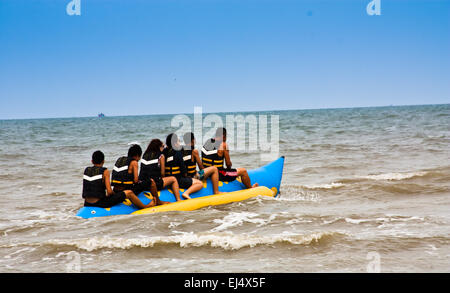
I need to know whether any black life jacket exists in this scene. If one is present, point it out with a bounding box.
[82,166,106,199]
[164,148,181,176]
[111,156,134,188]
[139,151,162,180]
[182,146,197,177]
[201,138,224,170]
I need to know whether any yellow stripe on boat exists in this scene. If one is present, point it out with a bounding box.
[132,186,275,215]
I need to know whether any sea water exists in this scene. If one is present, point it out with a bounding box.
[0,104,449,272]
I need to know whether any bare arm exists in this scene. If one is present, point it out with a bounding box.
[130,161,139,183]
[160,154,166,177]
[103,169,114,196]
[218,142,232,169]
[193,149,204,170]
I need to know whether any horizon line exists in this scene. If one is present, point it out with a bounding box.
[1,103,449,121]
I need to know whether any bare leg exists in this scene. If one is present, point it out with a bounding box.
[124,190,155,209]
[147,179,164,205]
[202,166,221,194]
[163,176,181,201]
[182,178,203,199]
[149,179,170,205]
[236,168,258,189]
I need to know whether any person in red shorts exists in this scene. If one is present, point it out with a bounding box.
[201,127,258,189]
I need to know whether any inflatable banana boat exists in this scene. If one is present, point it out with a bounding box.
[76,156,284,219]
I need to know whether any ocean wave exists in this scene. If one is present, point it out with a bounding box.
[301,182,346,190]
[353,231,450,245]
[0,209,78,236]
[41,231,344,251]
[284,169,448,197]
[344,215,425,225]
[319,214,443,227]
[275,185,321,202]
[210,212,275,232]
[2,247,37,260]
[358,171,429,181]
[338,165,450,184]
[373,183,450,195]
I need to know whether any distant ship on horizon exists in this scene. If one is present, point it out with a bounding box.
[98,113,105,118]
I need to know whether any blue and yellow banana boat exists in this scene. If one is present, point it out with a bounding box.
[76,156,284,219]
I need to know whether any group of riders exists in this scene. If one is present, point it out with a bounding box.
[82,127,259,209]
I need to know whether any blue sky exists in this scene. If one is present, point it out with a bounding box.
[0,0,449,119]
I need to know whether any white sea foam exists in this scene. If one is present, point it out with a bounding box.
[210,212,269,232]
[302,182,345,189]
[285,218,313,225]
[359,171,429,181]
[3,247,36,259]
[344,218,372,224]
[344,215,425,226]
[44,231,341,251]
[168,219,195,229]
[275,185,321,202]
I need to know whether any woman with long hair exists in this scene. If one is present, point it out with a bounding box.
[164,133,203,199]
[139,138,182,201]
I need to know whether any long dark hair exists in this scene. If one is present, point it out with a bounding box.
[183,132,195,146]
[145,139,163,155]
[166,133,181,150]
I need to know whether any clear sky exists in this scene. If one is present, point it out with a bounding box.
[0,0,449,119]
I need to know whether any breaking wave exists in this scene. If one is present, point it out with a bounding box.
[301,182,346,190]
[358,171,430,181]
[41,231,344,251]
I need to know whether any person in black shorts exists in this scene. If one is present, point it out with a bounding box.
[140,138,182,201]
[201,127,258,189]
[82,150,157,209]
[113,144,169,206]
[182,132,221,194]
[164,133,203,199]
